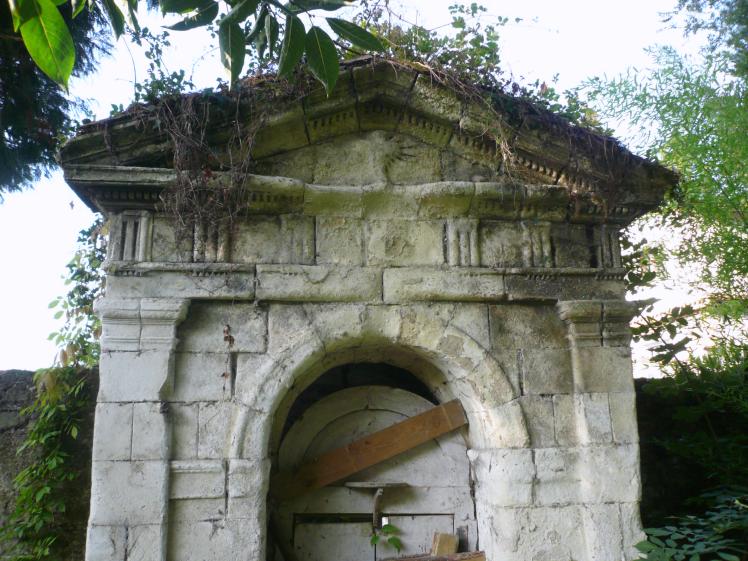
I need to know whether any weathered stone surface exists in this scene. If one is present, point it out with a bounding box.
[534,447,581,506]
[257,265,383,302]
[92,402,133,461]
[178,302,267,354]
[170,403,198,460]
[468,449,535,507]
[575,393,613,444]
[170,460,225,499]
[232,215,314,265]
[489,304,567,350]
[315,216,364,265]
[522,395,557,448]
[384,267,505,302]
[172,352,232,402]
[131,402,169,460]
[365,219,444,266]
[62,60,667,561]
[89,460,168,525]
[98,350,173,402]
[610,391,640,443]
[573,347,635,393]
[197,401,232,459]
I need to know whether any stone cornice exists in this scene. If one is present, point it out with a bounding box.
[60,59,675,222]
[64,165,652,225]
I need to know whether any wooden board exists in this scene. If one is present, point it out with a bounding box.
[380,552,486,561]
[272,399,467,500]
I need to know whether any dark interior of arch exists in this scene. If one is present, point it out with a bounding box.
[281,362,438,439]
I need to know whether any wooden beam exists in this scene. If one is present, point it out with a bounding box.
[272,399,467,501]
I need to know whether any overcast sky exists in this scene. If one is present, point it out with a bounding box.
[0,0,694,372]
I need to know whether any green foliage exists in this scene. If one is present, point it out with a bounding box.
[47,217,106,367]
[0,0,108,195]
[5,0,385,93]
[0,367,90,561]
[637,487,748,561]
[370,523,402,553]
[0,218,105,560]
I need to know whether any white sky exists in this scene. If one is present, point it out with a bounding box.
[0,0,696,372]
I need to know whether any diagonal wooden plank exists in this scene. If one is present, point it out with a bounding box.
[271,399,467,501]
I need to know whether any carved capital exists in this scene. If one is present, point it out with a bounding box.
[95,297,190,352]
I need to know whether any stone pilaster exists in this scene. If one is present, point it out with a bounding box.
[87,297,189,561]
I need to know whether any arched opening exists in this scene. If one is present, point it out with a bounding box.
[268,362,476,561]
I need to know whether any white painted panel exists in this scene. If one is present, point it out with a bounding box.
[374,515,454,559]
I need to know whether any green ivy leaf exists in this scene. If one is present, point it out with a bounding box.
[386,536,402,552]
[19,0,75,88]
[304,26,338,95]
[70,0,86,18]
[166,0,218,30]
[8,0,37,31]
[264,11,279,58]
[289,0,349,13]
[277,14,305,77]
[326,17,384,52]
[160,0,207,14]
[717,554,740,561]
[220,0,259,26]
[219,21,245,85]
[100,0,125,37]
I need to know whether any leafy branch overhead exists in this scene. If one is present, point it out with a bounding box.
[6,0,385,92]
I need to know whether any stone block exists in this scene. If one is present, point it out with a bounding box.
[362,304,403,341]
[150,215,191,263]
[170,403,198,460]
[449,304,490,349]
[387,140,443,185]
[479,221,526,267]
[365,219,444,266]
[168,519,262,561]
[463,401,530,449]
[573,347,634,393]
[384,267,505,302]
[131,402,169,460]
[580,444,641,503]
[361,182,420,218]
[581,503,624,561]
[126,524,164,561]
[522,395,556,448]
[534,447,581,506]
[505,274,625,302]
[489,304,568,350]
[198,401,232,459]
[610,391,639,443]
[468,448,534,507]
[551,223,592,268]
[170,497,225,522]
[521,348,573,395]
[305,304,366,350]
[178,302,267,353]
[170,460,225,499]
[415,182,475,218]
[315,216,364,265]
[257,265,383,302]
[552,394,577,447]
[519,505,586,561]
[92,402,133,461]
[488,348,522,396]
[574,393,613,444]
[620,502,646,560]
[304,184,362,217]
[106,271,256,300]
[228,458,271,519]
[86,525,126,561]
[89,460,168,525]
[233,215,314,265]
[98,350,173,402]
[172,352,231,402]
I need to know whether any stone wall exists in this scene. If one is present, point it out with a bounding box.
[0,369,97,561]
